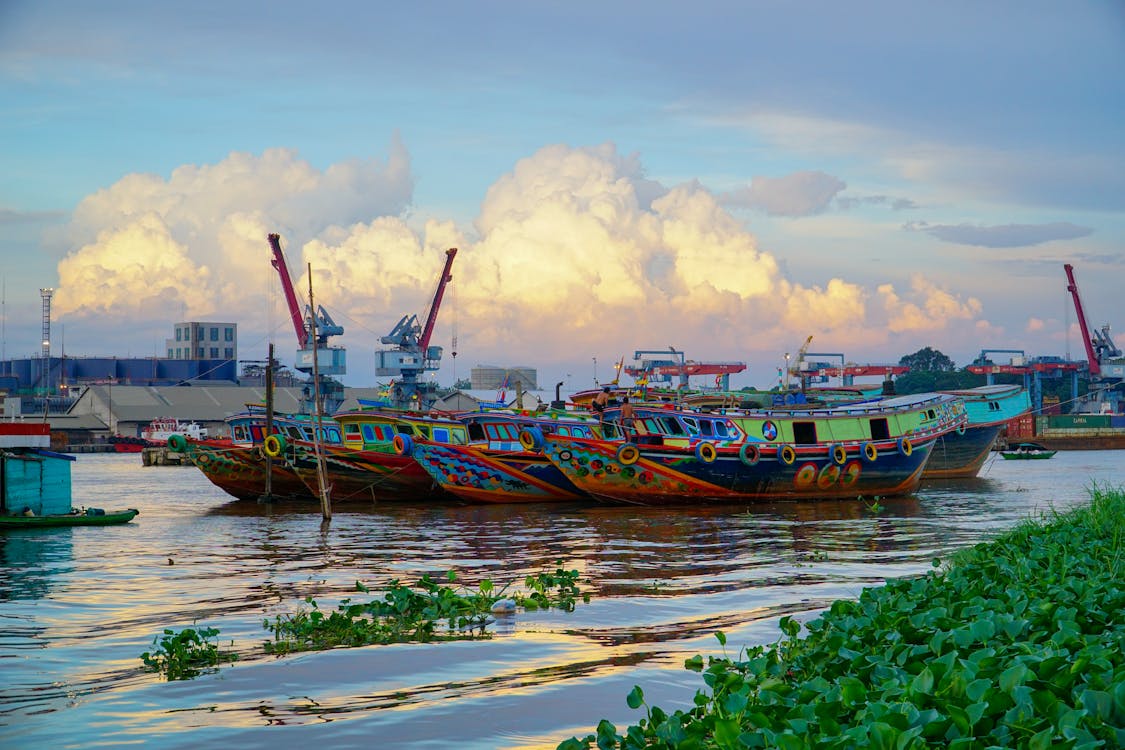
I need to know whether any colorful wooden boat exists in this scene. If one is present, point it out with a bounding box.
[407,410,598,503]
[999,442,1057,460]
[923,384,1031,478]
[524,393,967,505]
[174,408,332,501]
[274,408,466,501]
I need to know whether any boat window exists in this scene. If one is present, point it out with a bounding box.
[714,422,731,439]
[682,417,699,434]
[233,425,248,442]
[697,420,714,437]
[557,426,571,436]
[486,424,500,440]
[343,424,361,439]
[792,421,818,445]
[658,417,686,436]
[927,409,936,420]
[432,427,450,443]
[361,425,377,443]
[286,425,304,439]
[602,423,621,439]
[452,428,468,445]
[396,425,416,436]
[468,423,486,441]
[869,417,890,440]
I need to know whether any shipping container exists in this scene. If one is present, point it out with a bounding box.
[1048,414,1112,429]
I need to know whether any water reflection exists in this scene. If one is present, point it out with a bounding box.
[0,451,1120,748]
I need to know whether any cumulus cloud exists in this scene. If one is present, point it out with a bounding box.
[53,138,413,320]
[877,277,982,333]
[904,221,1092,248]
[720,170,846,217]
[52,141,990,381]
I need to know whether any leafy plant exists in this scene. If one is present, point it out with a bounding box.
[264,564,589,654]
[141,626,237,680]
[559,485,1125,749]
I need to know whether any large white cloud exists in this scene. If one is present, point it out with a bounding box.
[52,141,987,381]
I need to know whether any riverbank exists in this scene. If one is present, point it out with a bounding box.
[561,484,1125,749]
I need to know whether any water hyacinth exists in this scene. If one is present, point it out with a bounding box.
[560,485,1125,749]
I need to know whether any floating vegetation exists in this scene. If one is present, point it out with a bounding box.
[264,564,588,655]
[140,626,237,681]
[560,485,1125,749]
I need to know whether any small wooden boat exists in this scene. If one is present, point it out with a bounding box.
[0,508,139,528]
[999,442,1057,460]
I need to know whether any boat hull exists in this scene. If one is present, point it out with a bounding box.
[180,440,312,502]
[538,435,934,506]
[412,442,587,503]
[285,442,443,502]
[922,423,1004,479]
[0,508,139,528]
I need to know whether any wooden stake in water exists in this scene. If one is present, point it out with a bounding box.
[308,263,332,521]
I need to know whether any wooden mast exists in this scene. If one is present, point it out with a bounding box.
[308,264,332,520]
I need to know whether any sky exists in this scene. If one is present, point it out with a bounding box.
[2,0,1123,393]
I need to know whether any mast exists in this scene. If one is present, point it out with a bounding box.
[260,342,275,503]
[308,264,332,521]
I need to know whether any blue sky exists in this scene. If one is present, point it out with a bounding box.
[2,1,1123,391]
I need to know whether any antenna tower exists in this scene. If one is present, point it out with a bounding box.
[40,288,54,397]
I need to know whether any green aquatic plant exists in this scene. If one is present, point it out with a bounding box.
[265,564,589,654]
[560,485,1125,749]
[140,626,237,681]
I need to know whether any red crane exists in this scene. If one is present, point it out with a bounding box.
[1065,263,1100,377]
[268,233,309,349]
[419,248,458,354]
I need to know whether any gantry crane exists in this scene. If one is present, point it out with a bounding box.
[375,248,458,409]
[624,346,747,389]
[268,233,346,414]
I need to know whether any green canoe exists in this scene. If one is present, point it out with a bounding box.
[0,508,140,528]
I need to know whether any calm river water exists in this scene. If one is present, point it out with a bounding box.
[1,451,1122,749]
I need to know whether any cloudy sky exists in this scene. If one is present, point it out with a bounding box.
[2,1,1123,391]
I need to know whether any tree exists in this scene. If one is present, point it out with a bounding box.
[899,347,956,372]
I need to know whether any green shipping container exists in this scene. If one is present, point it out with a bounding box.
[1048,414,1112,429]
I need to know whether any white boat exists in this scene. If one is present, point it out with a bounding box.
[142,418,208,446]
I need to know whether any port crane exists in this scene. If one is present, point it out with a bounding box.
[375,248,458,409]
[1064,263,1124,413]
[624,347,746,389]
[268,233,346,414]
[966,348,1082,414]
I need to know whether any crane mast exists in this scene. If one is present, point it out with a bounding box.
[375,247,458,410]
[266,233,346,414]
[1064,264,1100,377]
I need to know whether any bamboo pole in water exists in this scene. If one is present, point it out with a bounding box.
[308,264,332,521]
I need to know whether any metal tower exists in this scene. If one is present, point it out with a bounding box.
[40,288,54,396]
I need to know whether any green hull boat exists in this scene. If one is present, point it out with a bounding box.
[0,508,140,528]
[999,442,1056,460]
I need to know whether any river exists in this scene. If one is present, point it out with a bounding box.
[1,450,1122,749]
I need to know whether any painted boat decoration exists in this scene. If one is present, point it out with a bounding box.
[523,393,967,505]
[407,410,599,503]
[923,384,1031,479]
[174,407,331,502]
[1,422,137,527]
[999,442,1057,460]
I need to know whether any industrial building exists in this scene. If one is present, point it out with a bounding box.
[470,365,538,390]
[165,321,238,362]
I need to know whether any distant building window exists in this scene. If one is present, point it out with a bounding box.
[224,327,233,341]
[210,327,219,341]
[197,347,204,358]
[175,329,182,341]
[210,347,219,358]
[167,349,173,358]
[175,348,181,359]
[224,348,233,359]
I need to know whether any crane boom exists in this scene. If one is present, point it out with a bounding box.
[418,248,457,354]
[1065,263,1100,377]
[268,233,309,349]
